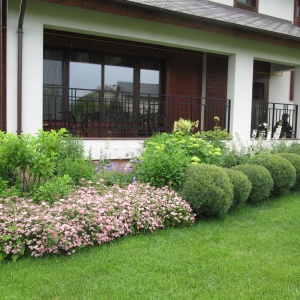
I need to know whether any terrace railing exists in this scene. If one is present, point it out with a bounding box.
[43,85,231,138]
[252,100,298,138]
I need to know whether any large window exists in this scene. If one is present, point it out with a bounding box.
[43,48,161,124]
[234,0,259,12]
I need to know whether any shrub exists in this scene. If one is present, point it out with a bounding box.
[173,118,199,135]
[247,154,296,195]
[224,168,252,207]
[201,116,231,149]
[56,157,96,185]
[96,161,135,187]
[231,164,273,203]
[0,183,195,262]
[31,175,73,205]
[136,132,224,189]
[274,153,300,190]
[286,143,300,156]
[136,143,190,189]
[179,164,233,217]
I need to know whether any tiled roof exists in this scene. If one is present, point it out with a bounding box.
[124,0,300,40]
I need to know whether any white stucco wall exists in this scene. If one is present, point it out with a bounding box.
[203,0,295,22]
[209,0,233,6]
[259,0,294,21]
[269,71,292,103]
[6,0,300,158]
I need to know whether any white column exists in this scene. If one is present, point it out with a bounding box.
[6,1,19,133]
[294,67,300,139]
[22,4,44,134]
[227,53,254,140]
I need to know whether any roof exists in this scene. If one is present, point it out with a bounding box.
[124,0,300,40]
[118,81,159,94]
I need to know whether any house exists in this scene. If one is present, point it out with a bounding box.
[1,0,300,159]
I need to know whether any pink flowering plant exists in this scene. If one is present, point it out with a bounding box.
[0,181,195,262]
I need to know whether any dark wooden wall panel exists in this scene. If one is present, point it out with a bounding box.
[206,54,228,99]
[205,54,228,130]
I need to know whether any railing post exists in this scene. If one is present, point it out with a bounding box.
[295,105,298,138]
[271,102,275,137]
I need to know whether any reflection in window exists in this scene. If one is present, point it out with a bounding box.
[104,64,134,113]
[235,0,258,11]
[140,69,160,114]
[69,51,102,116]
[43,49,63,119]
[238,0,253,5]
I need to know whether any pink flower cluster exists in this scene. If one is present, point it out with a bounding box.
[0,183,195,261]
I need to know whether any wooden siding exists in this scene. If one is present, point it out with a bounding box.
[205,54,228,130]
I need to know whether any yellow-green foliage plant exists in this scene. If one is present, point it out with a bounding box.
[136,131,223,189]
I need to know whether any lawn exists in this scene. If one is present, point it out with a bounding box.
[1,191,300,300]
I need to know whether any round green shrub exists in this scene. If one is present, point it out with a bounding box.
[179,164,233,217]
[224,168,252,207]
[231,164,273,203]
[247,154,296,195]
[286,144,300,156]
[275,153,300,190]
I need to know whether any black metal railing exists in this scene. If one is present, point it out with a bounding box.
[43,85,231,138]
[252,100,298,138]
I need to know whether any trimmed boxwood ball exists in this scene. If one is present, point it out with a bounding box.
[248,154,296,195]
[275,152,300,190]
[286,144,300,156]
[224,168,252,207]
[179,164,233,218]
[231,164,273,203]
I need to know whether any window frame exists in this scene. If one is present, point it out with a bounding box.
[294,0,300,26]
[234,0,259,13]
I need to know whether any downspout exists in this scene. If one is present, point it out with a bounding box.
[17,0,26,135]
[0,0,3,131]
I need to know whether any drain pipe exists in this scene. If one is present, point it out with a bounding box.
[0,0,3,131]
[17,0,26,135]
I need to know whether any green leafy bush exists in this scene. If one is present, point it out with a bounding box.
[231,164,273,203]
[136,131,224,189]
[0,129,96,195]
[201,116,231,148]
[32,175,73,205]
[137,143,190,189]
[248,154,296,195]
[56,157,96,186]
[224,168,252,207]
[179,164,233,217]
[274,153,300,190]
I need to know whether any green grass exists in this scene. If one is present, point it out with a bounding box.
[1,192,300,300]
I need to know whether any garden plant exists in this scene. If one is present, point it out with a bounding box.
[2,117,300,265]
